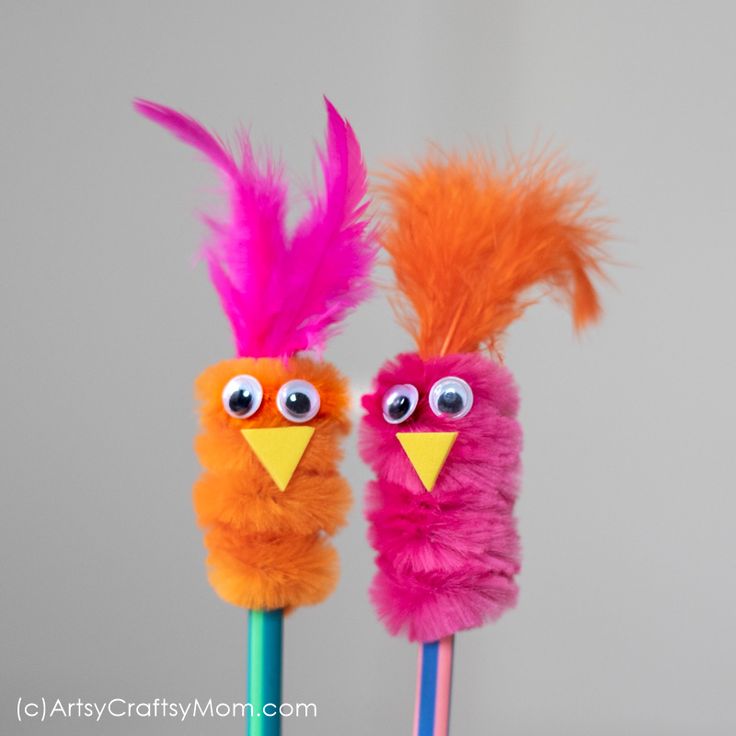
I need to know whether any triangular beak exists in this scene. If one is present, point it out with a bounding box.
[241,426,315,492]
[396,431,458,492]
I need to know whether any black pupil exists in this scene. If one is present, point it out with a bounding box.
[229,388,253,415]
[286,391,311,416]
[437,389,464,415]
[388,394,411,420]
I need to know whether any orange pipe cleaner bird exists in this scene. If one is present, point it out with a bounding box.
[135,97,375,733]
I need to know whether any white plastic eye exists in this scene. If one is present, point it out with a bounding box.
[381,384,420,424]
[429,376,473,419]
[277,380,321,423]
[222,375,263,419]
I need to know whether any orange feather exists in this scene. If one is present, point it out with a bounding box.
[380,150,609,357]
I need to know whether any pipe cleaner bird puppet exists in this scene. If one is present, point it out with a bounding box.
[135,97,374,736]
[360,151,608,735]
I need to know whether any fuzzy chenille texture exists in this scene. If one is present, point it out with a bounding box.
[195,356,351,611]
[360,352,522,642]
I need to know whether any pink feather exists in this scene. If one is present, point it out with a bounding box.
[133,97,375,357]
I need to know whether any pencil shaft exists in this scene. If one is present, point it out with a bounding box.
[414,635,454,736]
[247,609,283,736]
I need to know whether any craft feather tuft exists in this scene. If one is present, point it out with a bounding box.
[380,150,609,357]
[134,97,375,358]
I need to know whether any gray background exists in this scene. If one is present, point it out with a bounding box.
[2,1,735,734]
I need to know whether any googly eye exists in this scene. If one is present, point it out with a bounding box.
[381,384,420,424]
[222,375,263,419]
[277,380,321,423]
[429,376,473,419]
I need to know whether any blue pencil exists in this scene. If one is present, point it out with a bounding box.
[413,635,455,736]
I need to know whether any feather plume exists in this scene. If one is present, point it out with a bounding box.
[380,150,609,357]
[134,97,375,357]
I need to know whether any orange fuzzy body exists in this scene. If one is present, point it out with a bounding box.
[194,356,351,610]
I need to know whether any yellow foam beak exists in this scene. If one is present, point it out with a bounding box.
[241,426,315,492]
[396,431,458,492]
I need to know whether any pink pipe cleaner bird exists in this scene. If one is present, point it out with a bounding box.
[360,150,609,734]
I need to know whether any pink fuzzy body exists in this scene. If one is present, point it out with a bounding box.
[360,352,522,642]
